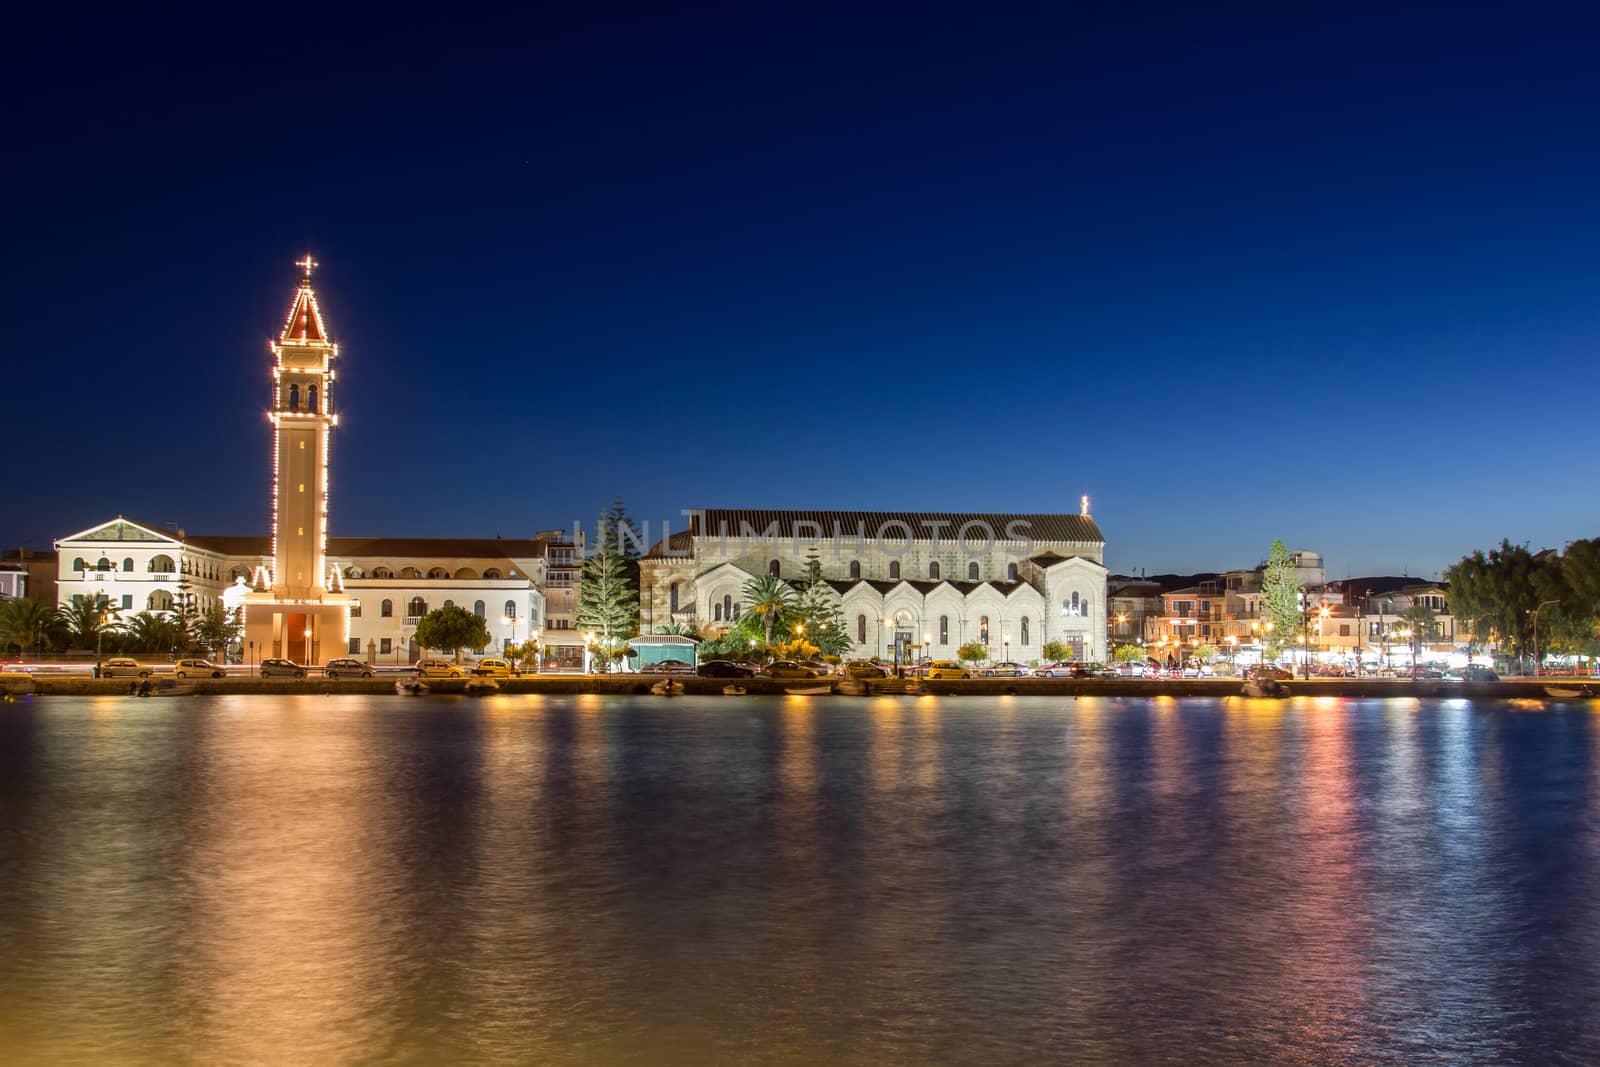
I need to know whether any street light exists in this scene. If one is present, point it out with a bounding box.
[1529,599,1560,677]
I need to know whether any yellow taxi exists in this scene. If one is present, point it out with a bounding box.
[927,660,972,679]
[471,657,514,678]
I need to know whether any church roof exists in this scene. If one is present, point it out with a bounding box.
[688,508,1103,543]
[279,284,328,343]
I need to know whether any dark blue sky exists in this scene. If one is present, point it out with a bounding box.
[5,3,1597,577]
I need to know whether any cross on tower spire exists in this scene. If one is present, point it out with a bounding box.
[295,254,317,282]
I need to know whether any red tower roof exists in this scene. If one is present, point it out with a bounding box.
[278,255,330,344]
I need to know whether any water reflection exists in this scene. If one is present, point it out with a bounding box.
[0,694,1596,1063]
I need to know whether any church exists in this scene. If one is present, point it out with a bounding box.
[53,260,570,666]
[640,508,1109,664]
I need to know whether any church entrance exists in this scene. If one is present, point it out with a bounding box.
[285,612,309,663]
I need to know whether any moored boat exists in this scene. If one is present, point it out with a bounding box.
[651,679,684,696]
[1241,679,1287,698]
[396,679,430,696]
[721,684,747,696]
[1544,686,1584,699]
[464,677,500,696]
[784,685,829,696]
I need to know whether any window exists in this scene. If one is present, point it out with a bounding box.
[714,602,723,622]
[723,594,733,621]
[1021,617,1030,645]
[96,558,111,571]
[400,567,422,579]
[889,561,900,580]
[483,568,502,579]
[148,555,175,573]
[308,385,318,412]
[939,615,949,644]
[348,638,360,654]
[929,561,940,580]
[968,562,979,581]
[350,602,361,618]
[427,567,449,579]
[1007,562,1018,581]
[288,383,299,410]
[408,597,427,617]
[670,582,679,612]
[380,599,393,618]
[857,614,867,642]
[979,616,989,643]
[474,600,485,617]
[768,559,780,577]
[122,557,134,572]
[380,637,393,655]
[72,557,85,571]
[373,567,394,579]
[121,594,132,610]
[148,590,174,611]
[443,600,455,609]
[1339,623,1351,637]
[848,561,861,580]
[732,602,742,620]
[504,600,516,618]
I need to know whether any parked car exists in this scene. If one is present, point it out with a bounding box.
[173,658,226,678]
[414,659,465,678]
[1247,665,1292,682]
[763,660,820,679]
[102,657,149,678]
[697,660,755,678]
[1032,661,1072,678]
[1457,664,1500,682]
[1071,661,1108,678]
[983,661,1029,677]
[260,658,306,678]
[647,659,695,674]
[927,660,971,679]
[1409,666,1445,680]
[323,657,375,679]
[471,657,514,678]
[843,660,888,680]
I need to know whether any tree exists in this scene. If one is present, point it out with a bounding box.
[0,597,58,660]
[1113,643,1145,665]
[60,594,121,650]
[192,604,242,660]
[122,611,186,654]
[414,605,491,662]
[576,508,640,656]
[1260,539,1303,650]
[1445,540,1551,662]
[1041,639,1070,663]
[1192,642,1219,664]
[741,573,796,646]
[956,641,988,666]
[790,550,852,657]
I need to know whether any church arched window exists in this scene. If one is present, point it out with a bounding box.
[307,385,318,412]
[979,615,990,643]
[288,384,299,411]
[1021,617,1030,645]
[889,561,900,580]
[1007,562,1018,581]
[857,614,866,642]
[929,561,940,580]
[849,561,861,580]
[968,562,979,581]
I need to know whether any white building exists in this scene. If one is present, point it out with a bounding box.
[53,259,549,666]
[640,507,1108,663]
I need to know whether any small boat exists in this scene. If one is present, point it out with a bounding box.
[651,678,684,696]
[396,679,430,696]
[1544,686,1584,699]
[141,679,196,698]
[721,684,748,696]
[1241,679,1287,698]
[464,677,500,697]
[836,680,868,696]
[784,685,830,696]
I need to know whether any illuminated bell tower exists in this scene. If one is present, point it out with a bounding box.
[243,255,353,663]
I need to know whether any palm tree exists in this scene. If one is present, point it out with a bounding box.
[741,574,795,646]
[122,611,185,654]
[60,594,121,650]
[0,597,60,661]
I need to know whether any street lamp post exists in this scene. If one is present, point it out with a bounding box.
[1530,599,1559,677]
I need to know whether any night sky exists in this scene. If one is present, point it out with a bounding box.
[5,4,1597,577]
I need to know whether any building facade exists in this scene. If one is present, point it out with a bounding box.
[641,508,1108,663]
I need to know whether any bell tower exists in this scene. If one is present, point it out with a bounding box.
[243,256,353,664]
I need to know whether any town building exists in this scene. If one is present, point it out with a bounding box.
[640,506,1108,663]
[52,260,549,666]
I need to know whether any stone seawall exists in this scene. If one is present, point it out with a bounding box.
[8,674,1589,701]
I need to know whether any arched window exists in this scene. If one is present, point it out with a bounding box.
[979,615,990,643]
[1065,592,1082,617]
[849,561,861,580]
[453,567,478,579]
[473,600,485,617]
[504,600,516,618]
[768,559,780,577]
[122,557,134,572]
[714,601,723,622]
[408,596,427,617]
[483,568,502,579]
[732,602,742,620]
[929,561,940,580]
[967,562,979,581]
[1021,617,1030,646]
[857,614,866,642]
[427,567,449,579]
[148,590,174,612]
[381,599,393,618]
[939,615,949,644]
[723,594,733,621]
[373,566,394,579]
[95,557,111,571]
[443,600,455,609]
[400,567,422,579]
[288,383,299,411]
[148,555,175,573]
[72,557,85,571]
[1080,593,1091,619]
[889,561,900,580]
[1007,562,1018,581]
[669,582,679,612]
[307,385,318,412]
